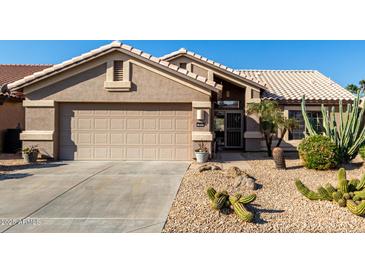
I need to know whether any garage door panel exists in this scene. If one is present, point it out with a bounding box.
[94,133,109,145]
[94,118,109,130]
[110,118,125,130]
[126,119,141,130]
[110,133,125,145]
[126,147,142,160]
[143,148,157,160]
[143,119,157,130]
[78,118,92,130]
[160,119,174,130]
[59,103,192,161]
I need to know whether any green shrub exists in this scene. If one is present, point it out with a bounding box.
[359,145,365,160]
[298,135,339,170]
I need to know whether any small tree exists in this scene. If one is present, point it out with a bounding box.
[247,100,298,157]
[346,79,365,97]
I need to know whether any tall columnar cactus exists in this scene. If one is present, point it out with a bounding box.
[338,179,349,193]
[229,195,254,222]
[346,200,365,216]
[301,92,365,163]
[295,179,320,200]
[338,168,347,182]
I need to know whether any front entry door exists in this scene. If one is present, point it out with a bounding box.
[225,111,243,148]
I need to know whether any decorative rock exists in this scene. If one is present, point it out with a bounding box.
[198,164,221,172]
[234,175,257,190]
[225,166,242,178]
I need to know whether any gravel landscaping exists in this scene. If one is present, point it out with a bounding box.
[0,153,47,176]
[163,152,365,233]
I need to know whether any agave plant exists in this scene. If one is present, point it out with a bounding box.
[301,91,365,163]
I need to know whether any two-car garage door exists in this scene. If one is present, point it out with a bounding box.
[59,103,192,161]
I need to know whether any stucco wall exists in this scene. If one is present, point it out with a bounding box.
[0,101,24,152]
[26,52,210,103]
[21,51,213,159]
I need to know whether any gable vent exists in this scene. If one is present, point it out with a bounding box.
[113,61,124,81]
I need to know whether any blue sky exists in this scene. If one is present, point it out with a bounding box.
[0,40,364,87]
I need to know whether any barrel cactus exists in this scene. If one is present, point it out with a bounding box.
[272,147,286,169]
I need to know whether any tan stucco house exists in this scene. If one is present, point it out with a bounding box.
[3,41,354,161]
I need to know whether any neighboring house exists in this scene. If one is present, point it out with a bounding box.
[5,41,354,161]
[0,64,51,152]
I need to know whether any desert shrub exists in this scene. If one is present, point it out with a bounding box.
[359,145,365,160]
[298,135,339,170]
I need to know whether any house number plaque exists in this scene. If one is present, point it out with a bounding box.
[196,121,205,127]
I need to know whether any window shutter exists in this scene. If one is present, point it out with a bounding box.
[113,61,124,81]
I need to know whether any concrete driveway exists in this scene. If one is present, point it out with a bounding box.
[0,161,188,233]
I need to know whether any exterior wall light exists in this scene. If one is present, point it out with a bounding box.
[197,109,205,121]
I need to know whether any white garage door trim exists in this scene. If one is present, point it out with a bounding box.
[59,103,192,161]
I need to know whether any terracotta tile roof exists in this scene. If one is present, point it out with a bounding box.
[160,48,267,88]
[0,64,52,86]
[0,64,51,98]
[238,70,354,102]
[7,41,222,92]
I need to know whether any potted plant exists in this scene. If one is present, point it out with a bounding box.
[22,145,39,163]
[195,142,209,163]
